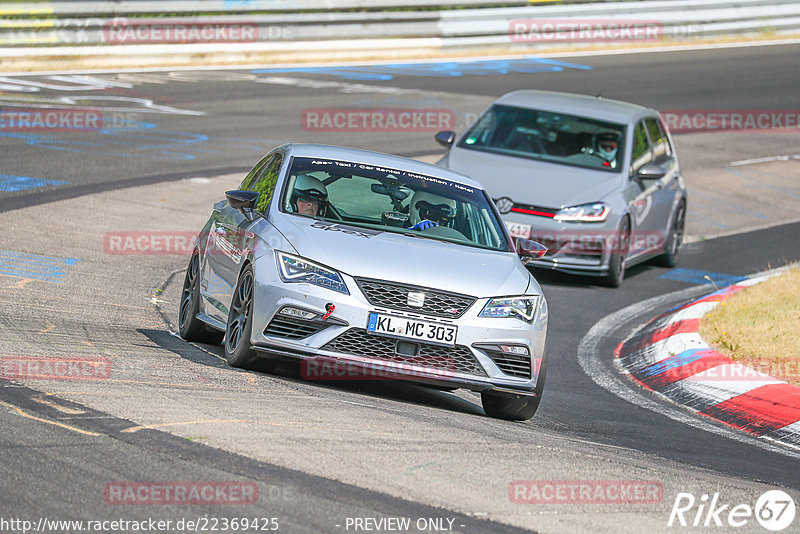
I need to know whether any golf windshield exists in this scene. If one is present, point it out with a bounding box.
[459,104,626,171]
[281,157,510,252]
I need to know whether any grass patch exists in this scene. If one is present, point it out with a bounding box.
[699,267,800,387]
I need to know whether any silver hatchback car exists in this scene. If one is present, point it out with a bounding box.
[178,144,549,420]
[436,90,687,287]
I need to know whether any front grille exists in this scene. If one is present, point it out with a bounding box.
[322,328,486,377]
[487,351,532,379]
[356,278,476,319]
[264,316,329,340]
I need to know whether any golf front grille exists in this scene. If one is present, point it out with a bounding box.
[355,278,475,319]
[321,328,486,377]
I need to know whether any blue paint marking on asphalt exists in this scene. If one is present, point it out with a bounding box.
[659,268,747,287]
[1,117,267,161]
[639,349,711,378]
[0,175,67,192]
[252,57,593,81]
[0,250,79,283]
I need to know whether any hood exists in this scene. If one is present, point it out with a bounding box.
[446,147,623,208]
[270,216,531,298]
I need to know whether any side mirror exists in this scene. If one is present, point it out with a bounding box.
[226,190,260,221]
[635,162,666,181]
[435,130,456,147]
[515,238,547,265]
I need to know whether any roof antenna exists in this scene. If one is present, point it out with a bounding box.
[596,92,603,99]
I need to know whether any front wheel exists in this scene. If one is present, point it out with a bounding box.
[224,264,258,369]
[654,201,685,268]
[600,218,630,288]
[178,251,224,345]
[481,391,541,421]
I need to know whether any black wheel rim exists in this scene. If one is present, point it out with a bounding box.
[179,253,199,329]
[670,205,686,257]
[616,221,630,282]
[226,269,253,354]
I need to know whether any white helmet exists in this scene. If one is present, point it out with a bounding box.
[290,174,328,215]
[595,132,620,162]
[409,190,457,227]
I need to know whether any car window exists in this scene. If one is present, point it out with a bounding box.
[644,117,672,161]
[326,175,397,218]
[252,153,283,213]
[239,154,272,191]
[458,104,625,172]
[631,121,652,171]
[281,157,509,252]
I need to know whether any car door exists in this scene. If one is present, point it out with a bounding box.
[201,153,282,323]
[624,119,666,259]
[644,116,683,254]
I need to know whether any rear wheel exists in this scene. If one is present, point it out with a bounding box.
[178,251,224,345]
[224,264,258,369]
[601,218,630,288]
[481,391,541,421]
[654,201,685,268]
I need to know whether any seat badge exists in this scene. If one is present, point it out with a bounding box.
[407,292,426,308]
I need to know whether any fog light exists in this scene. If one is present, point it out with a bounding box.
[278,307,317,320]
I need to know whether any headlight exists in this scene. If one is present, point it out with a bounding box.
[554,202,609,223]
[276,251,349,295]
[479,296,539,322]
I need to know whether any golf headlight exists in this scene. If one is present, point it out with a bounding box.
[479,296,539,322]
[276,251,349,295]
[554,202,609,222]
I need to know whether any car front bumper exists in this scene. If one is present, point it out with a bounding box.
[250,260,548,395]
[504,213,621,276]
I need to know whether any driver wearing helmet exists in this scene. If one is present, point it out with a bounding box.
[290,174,328,217]
[407,190,457,231]
[595,132,620,167]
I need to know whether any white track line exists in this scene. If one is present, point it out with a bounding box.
[577,269,800,457]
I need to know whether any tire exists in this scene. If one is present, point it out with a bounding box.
[178,251,224,345]
[224,264,258,369]
[481,391,541,421]
[600,217,630,288]
[654,201,685,268]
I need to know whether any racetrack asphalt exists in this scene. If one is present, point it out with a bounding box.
[1,44,800,533]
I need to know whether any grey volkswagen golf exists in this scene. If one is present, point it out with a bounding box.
[435,90,688,287]
[178,144,549,420]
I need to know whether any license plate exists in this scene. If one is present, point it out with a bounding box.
[505,221,531,239]
[367,312,457,347]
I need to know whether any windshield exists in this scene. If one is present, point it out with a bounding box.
[459,104,626,172]
[281,156,510,252]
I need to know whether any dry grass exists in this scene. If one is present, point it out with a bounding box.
[699,267,800,387]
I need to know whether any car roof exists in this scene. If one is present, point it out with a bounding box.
[494,90,653,124]
[282,143,485,189]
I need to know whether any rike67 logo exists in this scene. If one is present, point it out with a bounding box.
[668,490,796,531]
